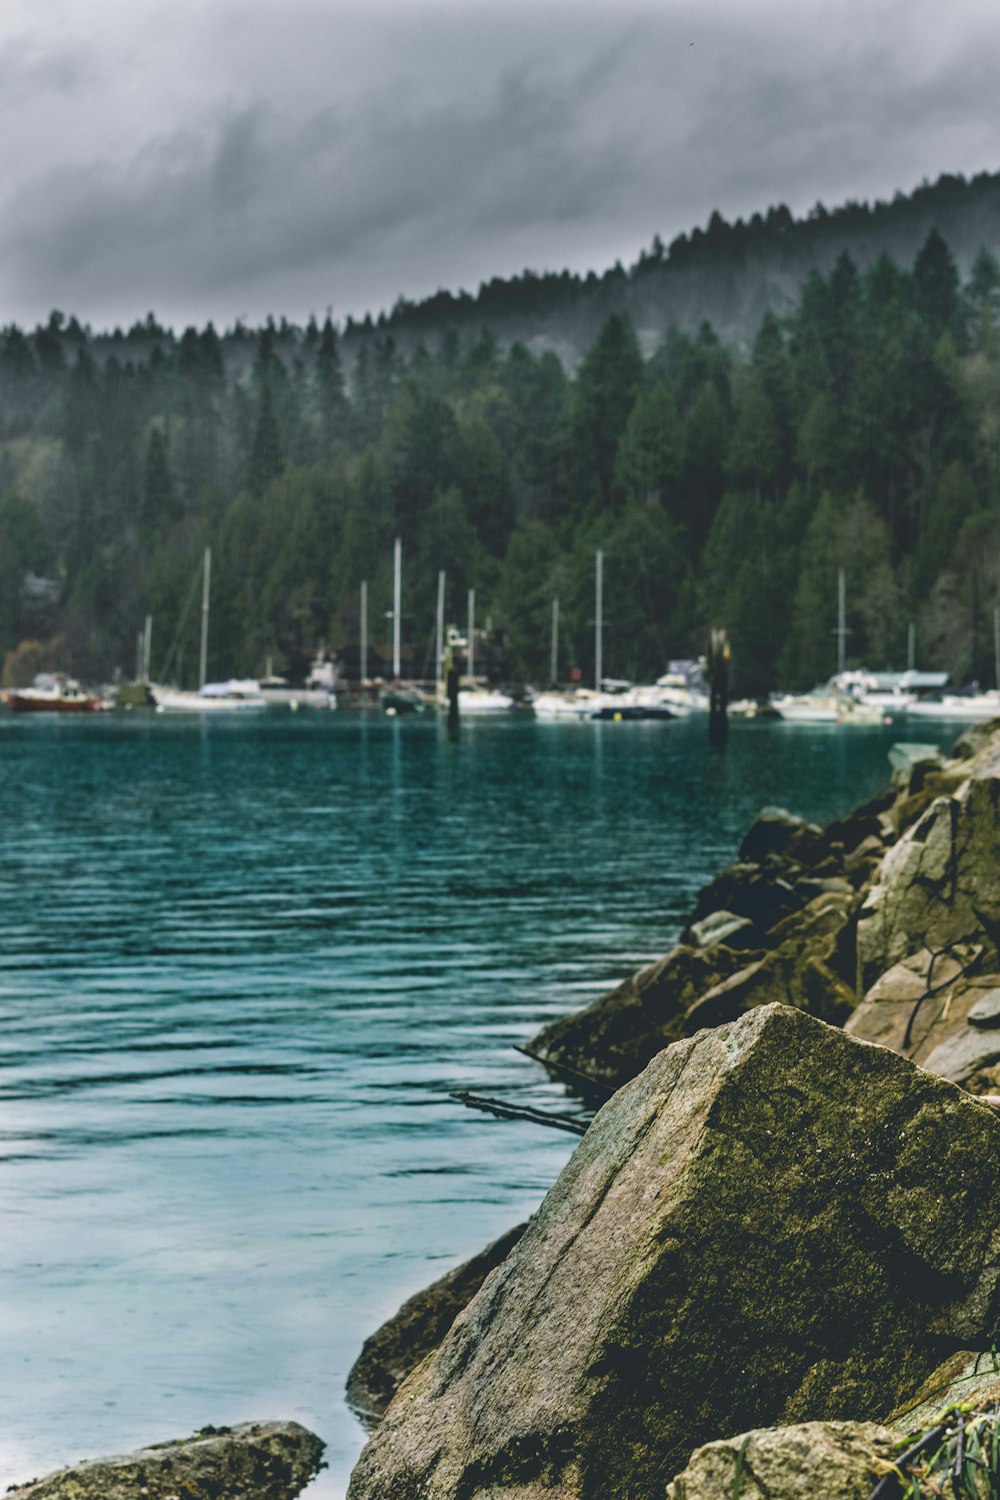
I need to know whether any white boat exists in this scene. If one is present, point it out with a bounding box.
[457,687,515,714]
[906,691,1000,722]
[652,660,711,716]
[832,670,948,713]
[259,655,339,709]
[531,690,602,719]
[152,679,267,713]
[770,687,887,724]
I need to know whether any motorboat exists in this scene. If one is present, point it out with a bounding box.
[151,679,267,713]
[381,682,431,715]
[906,690,1000,722]
[4,673,111,713]
[530,690,602,719]
[831,670,948,713]
[457,687,516,714]
[770,685,887,724]
[652,660,711,716]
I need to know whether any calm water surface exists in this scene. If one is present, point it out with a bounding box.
[0,712,957,1495]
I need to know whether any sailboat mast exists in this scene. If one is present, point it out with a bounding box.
[360,580,368,685]
[143,614,152,683]
[468,589,476,681]
[436,570,445,691]
[595,550,603,691]
[836,567,846,676]
[551,597,559,685]
[392,537,402,681]
[907,621,916,673]
[198,546,211,689]
[994,606,1000,691]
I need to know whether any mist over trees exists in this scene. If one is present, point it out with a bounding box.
[2,203,1000,694]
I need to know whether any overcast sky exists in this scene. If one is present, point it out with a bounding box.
[0,0,998,332]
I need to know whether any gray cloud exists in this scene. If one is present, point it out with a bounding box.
[0,0,997,330]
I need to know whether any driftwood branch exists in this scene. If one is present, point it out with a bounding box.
[451,1090,590,1136]
[514,1044,616,1097]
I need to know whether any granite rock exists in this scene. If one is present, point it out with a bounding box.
[665,1422,896,1500]
[7,1421,325,1500]
[346,1223,527,1427]
[347,1006,1000,1500]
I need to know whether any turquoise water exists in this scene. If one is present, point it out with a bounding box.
[0,712,957,1495]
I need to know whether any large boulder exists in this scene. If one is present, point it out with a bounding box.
[8,1421,325,1500]
[347,1006,1000,1500]
[665,1422,895,1500]
[857,764,1000,990]
[346,1223,527,1427]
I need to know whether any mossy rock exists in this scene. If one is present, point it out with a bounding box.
[348,1007,1000,1500]
[8,1421,325,1500]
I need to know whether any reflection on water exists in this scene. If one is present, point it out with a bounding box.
[0,713,955,1495]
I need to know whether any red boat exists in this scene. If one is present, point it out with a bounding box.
[4,674,111,714]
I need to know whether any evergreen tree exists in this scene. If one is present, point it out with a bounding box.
[569,314,643,507]
[248,386,282,495]
[315,317,348,458]
[913,230,965,348]
[614,381,681,505]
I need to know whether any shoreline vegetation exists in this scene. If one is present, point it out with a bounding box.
[3,176,1000,701]
[15,720,1000,1498]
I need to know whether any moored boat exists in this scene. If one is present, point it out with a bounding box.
[4,674,111,714]
[151,679,267,713]
[906,690,1000,722]
[530,690,602,719]
[770,685,887,724]
[381,683,431,715]
[457,687,515,714]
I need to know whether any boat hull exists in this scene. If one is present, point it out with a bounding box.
[5,692,109,713]
[151,687,266,713]
[906,696,1000,722]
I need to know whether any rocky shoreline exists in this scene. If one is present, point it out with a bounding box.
[346,721,1000,1499]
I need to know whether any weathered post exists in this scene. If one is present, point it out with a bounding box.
[444,635,460,730]
[707,627,730,746]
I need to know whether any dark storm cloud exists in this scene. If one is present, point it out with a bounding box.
[0,38,638,322]
[0,0,998,329]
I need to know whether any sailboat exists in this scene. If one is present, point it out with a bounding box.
[380,538,432,713]
[150,548,266,713]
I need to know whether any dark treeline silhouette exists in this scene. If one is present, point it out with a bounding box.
[2,221,1000,695]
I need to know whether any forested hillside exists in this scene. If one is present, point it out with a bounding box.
[2,214,999,695]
